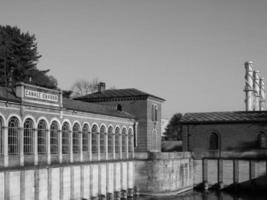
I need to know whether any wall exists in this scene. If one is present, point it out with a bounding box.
[0,161,134,200]
[134,152,193,195]
[182,123,267,152]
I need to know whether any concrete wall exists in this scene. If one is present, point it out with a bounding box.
[134,152,193,195]
[0,161,134,200]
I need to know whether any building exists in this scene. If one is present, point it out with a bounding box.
[76,82,165,152]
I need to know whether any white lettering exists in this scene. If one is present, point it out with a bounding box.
[24,89,59,103]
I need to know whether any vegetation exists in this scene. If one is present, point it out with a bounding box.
[0,25,57,89]
[164,113,183,140]
[70,78,99,98]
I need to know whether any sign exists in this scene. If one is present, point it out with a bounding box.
[25,89,59,102]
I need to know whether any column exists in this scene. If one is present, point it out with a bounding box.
[19,127,24,166]
[233,160,239,184]
[80,131,83,162]
[89,132,92,161]
[70,130,73,163]
[47,129,51,164]
[97,132,100,161]
[134,123,138,148]
[58,130,62,163]
[3,126,8,167]
[34,128,38,165]
[105,132,108,160]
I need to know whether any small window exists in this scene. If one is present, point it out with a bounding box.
[258,132,267,149]
[209,132,219,150]
[117,104,122,111]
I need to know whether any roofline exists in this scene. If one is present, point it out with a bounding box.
[181,120,267,125]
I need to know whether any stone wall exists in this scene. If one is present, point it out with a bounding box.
[134,152,193,195]
[0,161,134,200]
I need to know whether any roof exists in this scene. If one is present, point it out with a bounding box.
[181,111,267,124]
[75,88,165,102]
[0,86,134,119]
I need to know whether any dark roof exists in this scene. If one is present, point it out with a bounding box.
[0,86,134,119]
[63,98,134,119]
[181,111,267,124]
[75,88,165,102]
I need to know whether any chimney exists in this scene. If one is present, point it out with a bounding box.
[244,61,254,111]
[98,82,106,93]
[259,77,265,111]
[253,70,260,111]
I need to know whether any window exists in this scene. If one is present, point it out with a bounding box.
[117,104,122,111]
[72,123,80,154]
[209,132,219,150]
[50,121,59,154]
[258,132,267,149]
[108,126,113,154]
[91,125,98,154]
[100,125,106,154]
[24,118,34,155]
[115,127,120,153]
[8,117,19,155]
[122,128,127,152]
[38,120,47,154]
[62,122,70,154]
[152,104,158,121]
[82,124,89,152]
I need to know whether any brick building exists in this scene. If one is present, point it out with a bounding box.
[76,82,165,152]
[181,111,267,154]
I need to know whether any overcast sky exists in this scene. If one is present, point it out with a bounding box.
[1,0,267,119]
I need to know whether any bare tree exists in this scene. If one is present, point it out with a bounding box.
[71,78,99,98]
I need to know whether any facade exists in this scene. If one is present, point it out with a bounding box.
[76,82,165,152]
[181,111,267,155]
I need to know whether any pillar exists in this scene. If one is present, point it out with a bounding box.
[113,133,116,160]
[119,134,122,160]
[47,129,51,164]
[250,160,256,180]
[3,126,8,167]
[80,131,83,162]
[70,130,73,163]
[58,130,62,163]
[19,127,24,166]
[105,132,108,160]
[89,132,92,161]
[97,132,100,161]
[233,160,239,184]
[34,128,38,165]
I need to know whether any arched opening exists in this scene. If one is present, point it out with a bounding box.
[258,132,267,149]
[37,120,47,154]
[62,122,70,155]
[128,128,133,158]
[100,125,106,160]
[50,121,59,155]
[82,124,89,152]
[117,104,122,111]
[209,132,219,150]
[108,126,113,158]
[24,118,34,155]
[8,117,19,155]
[0,117,3,156]
[72,123,80,154]
[91,124,98,160]
[122,128,127,158]
[115,127,120,159]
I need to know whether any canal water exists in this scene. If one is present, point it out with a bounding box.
[137,190,267,200]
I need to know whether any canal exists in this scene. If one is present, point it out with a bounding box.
[137,190,267,200]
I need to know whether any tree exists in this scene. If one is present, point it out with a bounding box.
[164,113,183,140]
[71,78,99,97]
[0,25,57,89]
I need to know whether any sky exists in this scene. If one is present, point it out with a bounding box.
[1,0,267,119]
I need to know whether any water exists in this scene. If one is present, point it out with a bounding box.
[137,190,267,200]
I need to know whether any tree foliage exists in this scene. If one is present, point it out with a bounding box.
[71,78,99,97]
[0,25,57,89]
[164,113,183,140]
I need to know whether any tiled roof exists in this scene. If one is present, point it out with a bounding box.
[0,86,134,119]
[63,98,134,119]
[181,111,267,124]
[75,88,165,102]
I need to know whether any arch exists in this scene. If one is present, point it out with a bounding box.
[23,115,37,129]
[258,131,267,149]
[36,117,49,128]
[37,119,47,154]
[100,125,106,154]
[50,120,59,154]
[8,116,20,155]
[128,127,133,136]
[0,113,7,127]
[23,118,35,155]
[7,114,22,127]
[82,123,90,152]
[49,118,61,128]
[209,132,220,150]
[72,122,81,154]
[115,126,120,153]
[128,127,133,153]
[122,127,127,153]
[91,123,99,154]
[122,126,127,135]
[108,125,114,154]
[62,121,71,154]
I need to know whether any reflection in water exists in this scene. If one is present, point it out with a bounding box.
[137,190,267,200]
